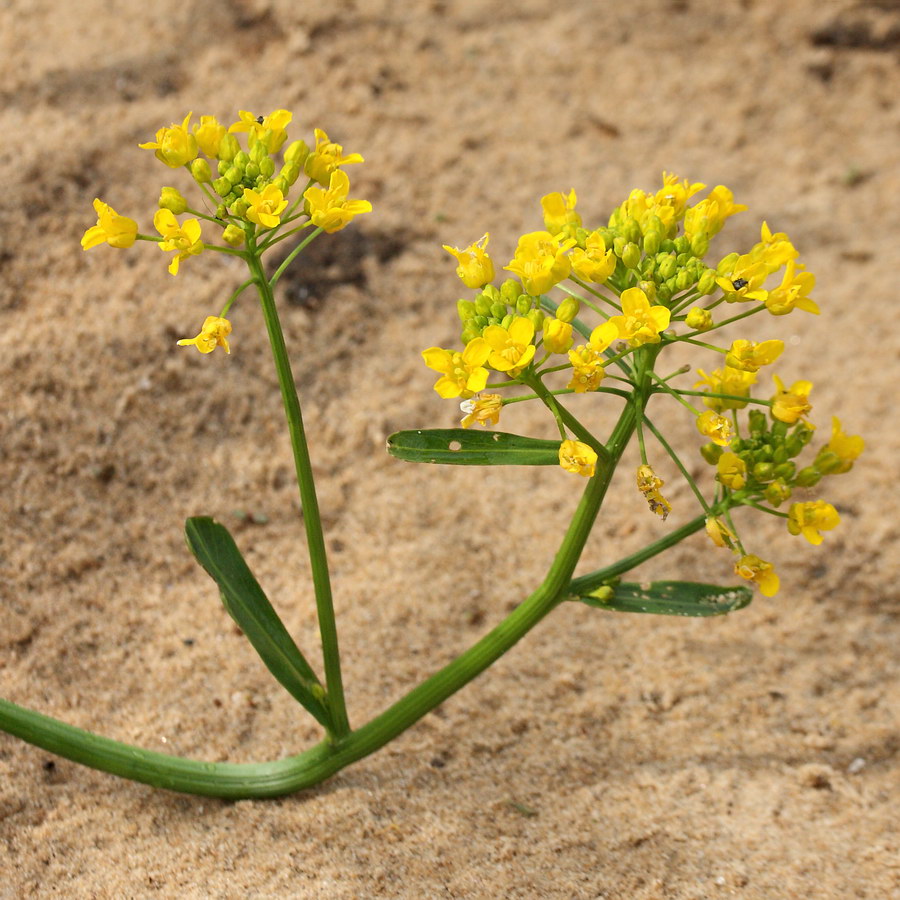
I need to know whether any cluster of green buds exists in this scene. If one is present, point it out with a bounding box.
[457,278,549,345]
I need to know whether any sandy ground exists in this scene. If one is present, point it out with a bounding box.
[0,0,898,897]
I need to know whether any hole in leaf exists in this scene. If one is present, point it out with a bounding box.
[448,440,462,451]
[492,433,500,441]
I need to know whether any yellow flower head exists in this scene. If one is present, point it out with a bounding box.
[153,209,204,275]
[715,253,769,302]
[541,189,581,234]
[177,316,232,354]
[304,128,364,185]
[460,393,502,429]
[696,410,734,447]
[542,318,573,354]
[303,169,372,233]
[81,199,138,250]
[771,375,813,425]
[422,338,491,399]
[570,231,616,284]
[716,452,747,490]
[787,500,840,545]
[725,339,785,373]
[504,231,576,296]
[734,554,780,597]
[654,172,705,220]
[229,109,293,153]
[242,184,289,229]
[139,112,199,168]
[607,287,671,347]
[822,416,864,474]
[193,115,227,157]
[683,185,747,241]
[567,321,617,393]
[636,464,671,519]
[764,260,819,316]
[695,366,756,411]
[751,221,798,274]
[559,440,598,478]
[705,516,736,550]
[483,316,536,376]
[442,233,495,289]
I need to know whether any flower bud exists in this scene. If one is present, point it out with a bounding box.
[643,230,661,256]
[190,158,212,184]
[774,461,796,480]
[483,284,501,302]
[274,176,290,195]
[159,186,188,214]
[474,294,493,316]
[685,307,712,331]
[673,236,691,254]
[697,268,718,295]
[690,234,709,257]
[284,140,309,166]
[457,299,477,321]
[526,308,545,332]
[700,442,723,465]
[753,461,775,482]
[249,141,268,164]
[490,302,507,320]
[221,223,245,247]
[218,133,240,161]
[622,242,641,269]
[259,157,276,178]
[613,235,627,258]
[795,466,822,487]
[764,480,792,507]
[233,151,250,170]
[461,324,481,344]
[500,313,515,329]
[515,295,532,316]
[543,318,573,354]
[232,199,249,218]
[281,162,301,186]
[675,268,693,291]
[656,283,673,303]
[748,409,768,436]
[472,315,489,329]
[814,449,843,475]
[244,162,260,180]
[622,218,641,245]
[658,255,677,280]
[500,278,523,303]
[556,297,580,323]
[224,165,242,185]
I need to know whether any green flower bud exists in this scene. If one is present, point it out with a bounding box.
[259,157,276,178]
[515,295,532,316]
[673,236,690,254]
[490,302,507,320]
[284,140,309,166]
[500,278,523,303]
[795,466,822,487]
[747,409,767,436]
[641,257,657,277]
[675,252,691,267]
[656,255,675,280]
[457,299,477,321]
[613,235,628,258]
[232,199,249,218]
[215,204,227,219]
[472,315,489,329]
[659,238,676,253]
[244,162,260,180]
[764,480,792,507]
[233,151,250,170]
[526,308,545,332]
[622,218,641,245]
[483,284,501,302]
[221,224,245,247]
[190,158,212,184]
[771,420,788,439]
[622,242,642,269]
[772,445,789,464]
[217,133,240,162]
[753,462,775,482]
[224,165,242,185]
[281,162,301,186]
[217,159,231,176]
[637,281,657,302]
[159,187,187,214]
[249,141,268,164]
[474,294,493,316]
[697,268,717,295]
[461,324,481,344]
[643,230,661,255]
[675,268,693,291]
[690,234,710,258]
[556,297,580,323]
[700,442,723,465]
[656,283,673,303]
[814,449,843,475]
[774,461,796,480]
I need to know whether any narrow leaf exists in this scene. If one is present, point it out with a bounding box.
[185,517,331,728]
[574,580,752,617]
[386,428,561,466]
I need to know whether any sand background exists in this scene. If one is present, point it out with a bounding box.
[0,0,898,897]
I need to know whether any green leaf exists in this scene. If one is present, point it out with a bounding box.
[386,428,561,466]
[574,580,753,617]
[185,517,331,728]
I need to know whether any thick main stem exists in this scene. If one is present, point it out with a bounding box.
[248,252,349,738]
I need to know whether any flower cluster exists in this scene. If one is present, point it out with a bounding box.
[423,173,863,597]
[81,110,371,353]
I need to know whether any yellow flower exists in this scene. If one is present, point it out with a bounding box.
[442,233,494,289]
[751,221,798,274]
[705,516,736,549]
[81,199,138,250]
[303,169,372,233]
[193,115,227,157]
[541,189,581,233]
[559,440,597,478]
[460,393,502,428]
[715,253,769,302]
[542,318,573,354]
[771,375,813,425]
[153,209,204,275]
[787,501,840,545]
[177,316,232,354]
[716,452,747,490]
[569,231,616,284]
[242,185,289,229]
[422,338,491,399]
[821,416,864,474]
[636,465,671,520]
[304,128,364,185]
[725,339,785,373]
[764,260,819,316]
[696,410,733,447]
[567,321,617,393]
[685,307,713,332]
[695,366,756,411]
[483,316,536,375]
[229,109,293,153]
[607,286,671,347]
[139,112,199,168]
[734,554,780,597]
[504,231,576,295]
[654,172,705,220]
[683,185,747,240]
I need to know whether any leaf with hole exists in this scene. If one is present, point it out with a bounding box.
[386,428,561,466]
[573,580,753,617]
[185,517,332,728]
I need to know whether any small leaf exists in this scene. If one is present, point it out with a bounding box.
[574,580,753,617]
[185,517,331,728]
[386,428,561,466]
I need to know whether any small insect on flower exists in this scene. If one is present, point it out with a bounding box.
[732,278,749,290]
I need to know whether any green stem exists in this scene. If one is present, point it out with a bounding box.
[248,250,349,738]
